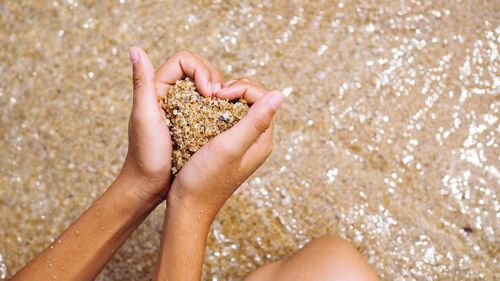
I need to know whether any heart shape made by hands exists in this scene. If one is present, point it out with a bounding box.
[161,77,249,174]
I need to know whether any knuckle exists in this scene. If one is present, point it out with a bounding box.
[174,169,192,191]
[215,139,240,159]
[176,49,193,58]
[130,111,146,125]
[240,77,262,87]
[251,111,272,134]
[233,79,251,86]
[222,143,240,159]
[132,74,143,89]
[141,165,167,179]
[130,109,156,125]
[252,118,268,134]
[239,77,253,83]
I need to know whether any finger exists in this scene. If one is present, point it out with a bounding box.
[241,118,275,169]
[222,80,237,88]
[216,80,268,104]
[193,53,224,93]
[155,50,213,98]
[219,91,284,153]
[222,77,262,89]
[129,47,159,114]
[238,77,263,87]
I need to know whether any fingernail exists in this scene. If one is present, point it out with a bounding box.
[207,81,212,95]
[129,47,140,64]
[267,92,285,110]
[213,82,221,93]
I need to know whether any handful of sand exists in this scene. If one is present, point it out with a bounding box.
[160,77,249,174]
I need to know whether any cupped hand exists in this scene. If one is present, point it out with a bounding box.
[118,48,224,203]
[167,78,285,218]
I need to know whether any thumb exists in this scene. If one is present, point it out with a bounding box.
[223,91,285,152]
[129,47,157,112]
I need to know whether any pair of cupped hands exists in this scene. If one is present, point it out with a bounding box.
[121,47,285,219]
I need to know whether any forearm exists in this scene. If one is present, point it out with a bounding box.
[12,176,163,281]
[153,196,214,281]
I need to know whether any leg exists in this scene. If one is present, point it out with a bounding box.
[245,236,379,281]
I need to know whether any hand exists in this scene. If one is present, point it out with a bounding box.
[167,78,285,218]
[118,48,224,203]
[11,49,227,281]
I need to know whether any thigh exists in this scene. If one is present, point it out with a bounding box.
[244,236,379,281]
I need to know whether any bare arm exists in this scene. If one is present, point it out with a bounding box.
[11,47,170,281]
[154,197,212,281]
[11,48,225,280]
[153,79,285,281]
[11,177,162,280]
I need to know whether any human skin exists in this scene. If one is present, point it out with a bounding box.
[11,47,375,281]
[153,78,284,280]
[152,75,379,281]
[10,48,227,281]
[245,236,380,281]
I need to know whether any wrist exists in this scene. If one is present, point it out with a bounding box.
[118,157,172,200]
[111,173,166,210]
[155,188,212,281]
[166,188,217,226]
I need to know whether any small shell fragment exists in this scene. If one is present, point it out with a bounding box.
[160,77,249,174]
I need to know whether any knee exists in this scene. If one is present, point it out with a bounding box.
[306,236,379,281]
[244,260,283,281]
[246,236,379,281]
[311,235,351,246]
[307,235,358,256]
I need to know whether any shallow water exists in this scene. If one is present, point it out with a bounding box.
[0,1,498,280]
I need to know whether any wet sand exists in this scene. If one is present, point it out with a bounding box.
[0,1,498,280]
